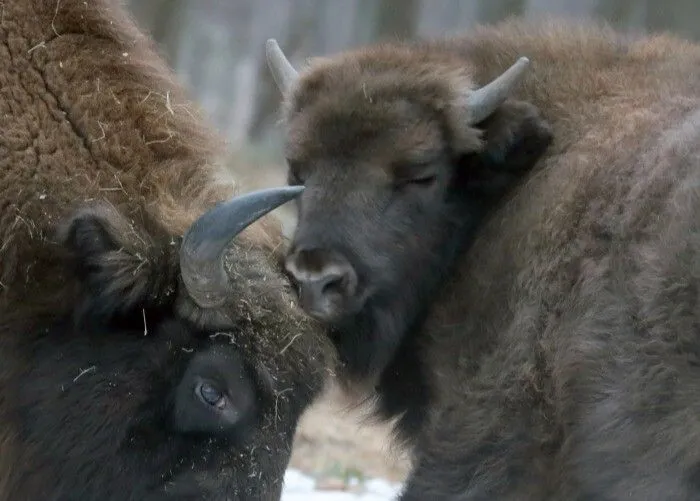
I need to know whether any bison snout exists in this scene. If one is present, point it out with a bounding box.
[284,247,358,322]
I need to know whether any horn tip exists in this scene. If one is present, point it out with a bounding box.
[266,38,280,52]
[287,185,305,195]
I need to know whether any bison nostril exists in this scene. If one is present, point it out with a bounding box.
[321,261,358,298]
[320,274,344,295]
[284,248,359,319]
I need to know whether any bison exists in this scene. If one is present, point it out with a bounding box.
[267,18,700,500]
[0,1,335,500]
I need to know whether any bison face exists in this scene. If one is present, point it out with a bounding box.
[267,40,552,378]
[2,189,330,501]
[16,317,287,501]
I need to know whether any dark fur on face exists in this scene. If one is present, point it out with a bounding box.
[275,17,700,501]
[280,41,552,435]
[1,204,329,501]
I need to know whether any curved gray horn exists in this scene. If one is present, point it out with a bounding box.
[180,185,304,308]
[265,38,299,94]
[467,56,530,125]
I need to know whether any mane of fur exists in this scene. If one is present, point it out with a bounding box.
[0,0,285,308]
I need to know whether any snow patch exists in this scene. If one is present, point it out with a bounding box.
[281,468,403,500]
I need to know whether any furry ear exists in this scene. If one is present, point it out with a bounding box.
[477,99,553,173]
[58,204,180,323]
[452,100,552,196]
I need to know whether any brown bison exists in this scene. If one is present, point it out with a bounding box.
[0,1,335,500]
[267,18,700,500]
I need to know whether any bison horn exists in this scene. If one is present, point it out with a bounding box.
[265,38,299,94]
[179,186,304,308]
[467,56,530,124]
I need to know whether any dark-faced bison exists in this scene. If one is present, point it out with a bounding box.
[268,18,700,500]
[0,1,334,500]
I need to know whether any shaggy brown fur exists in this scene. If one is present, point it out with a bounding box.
[0,1,334,499]
[0,0,237,301]
[276,17,700,500]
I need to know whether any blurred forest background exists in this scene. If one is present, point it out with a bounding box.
[123,0,700,489]
[126,0,700,157]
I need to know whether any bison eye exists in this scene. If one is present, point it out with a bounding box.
[395,174,438,190]
[406,175,437,187]
[392,159,440,190]
[196,381,226,409]
[173,347,257,436]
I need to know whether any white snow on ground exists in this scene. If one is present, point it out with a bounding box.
[281,469,403,500]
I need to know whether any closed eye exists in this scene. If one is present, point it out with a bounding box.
[392,158,440,190]
[405,175,437,187]
[394,173,438,190]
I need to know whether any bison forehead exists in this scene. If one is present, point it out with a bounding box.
[283,45,484,168]
[288,42,477,114]
[284,94,447,174]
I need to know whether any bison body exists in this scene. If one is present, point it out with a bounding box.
[0,1,333,499]
[268,19,700,500]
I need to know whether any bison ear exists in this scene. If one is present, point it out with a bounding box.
[59,204,179,323]
[473,99,553,174]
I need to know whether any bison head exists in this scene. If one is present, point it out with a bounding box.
[1,187,331,500]
[266,40,552,379]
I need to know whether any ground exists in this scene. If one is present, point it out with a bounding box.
[284,384,409,499]
[290,384,410,484]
